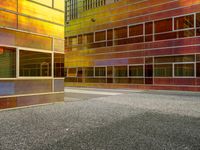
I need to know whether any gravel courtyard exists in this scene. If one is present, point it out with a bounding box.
[0,88,200,150]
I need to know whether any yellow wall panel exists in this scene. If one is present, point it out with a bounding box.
[54,0,65,11]
[31,0,53,7]
[0,11,17,28]
[18,0,64,25]
[18,15,64,38]
[0,0,17,11]
[54,39,65,52]
[0,28,52,50]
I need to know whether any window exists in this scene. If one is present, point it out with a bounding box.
[84,33,94,43]
[95,31,106,41]
[196,63,200,77]
[107,66,113,77]
[155,55,195,63]
[174,15,194,30]
[114,66,127,77]
[129,65,143,76]
[0,47,16,78]
[114,27,127,39]
[78,35,83,44]
[145,22,153,35]
[84,67,94,77]
[20,50,51,77]
[107,29,113,40]
[155,18,173,33]
[154,64,172,77]
[77,68,83,77]
[129,24,143,37]
[54,53,64,77]
[69,36,78,46]
[174,64,194,77]
[95,67,106,76]
[65,0,78,21]
[196,13,200,27]
[67,68,77,77]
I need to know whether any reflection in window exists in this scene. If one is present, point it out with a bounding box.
[84,33,94,43]
[20,50,51,77]
[196,63,200,77]
[174,64,194,77]
[114,27,127,39]
[145,22,153,35]
[0,47,16,78]
[54,53,64,77]
[129,24,143,36]
[129,66,143,76]
[84,67,94,77]
[154,64,172,77]
[174,15,194,30]
[155,18,172,33]
[67,68,77,77]
[107,66,113,77]
[114,66,127,77]
[69,36,78,45]
[95,67,106,76]
[95,31,106,41]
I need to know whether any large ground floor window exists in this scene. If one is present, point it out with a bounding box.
[0,47,16,78]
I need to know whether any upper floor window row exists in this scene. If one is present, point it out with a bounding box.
[66,13,200,50]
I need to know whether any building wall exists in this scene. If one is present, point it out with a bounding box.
[0,0,65,109]
[65,0,200,92]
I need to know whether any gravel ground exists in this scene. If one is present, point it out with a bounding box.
[0,89,200,150]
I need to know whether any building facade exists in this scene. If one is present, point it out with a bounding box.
[0,0,65,109]
[65,0,200,92]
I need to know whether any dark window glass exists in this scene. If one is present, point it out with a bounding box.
[114,27,127,39]
[77,68,83,77]
[69,36,78,45]
[174,64,194,76]
[95,67,106,76]
[155,55,195,63]
[114,66,127,77]
[95,31,106,41]
[85,33,94,43]
[145,65,153,77]
[196,63,200,77]
[0,47,16,78]
[78,35,82,44]
[197,54,200,61]
[127,37,144,44]
[84,67,94,77]
[154,64,172,77]
[174,15,194,30]
[129,24,143,36]
[115,39,127,45]
[177,29,195,38]
[155,32,177,41]
[155,18,172,33]
[20,50,51,77]
[196,13,200,27]
[54,53,64,77]
[145,22,153,35]
[129,65,143,76]
[174,55,195,62]
[67,68,77,77]
[107,29,113,40]
[107,66,113,77]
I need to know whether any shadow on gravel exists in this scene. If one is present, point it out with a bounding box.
[41,112,200,150]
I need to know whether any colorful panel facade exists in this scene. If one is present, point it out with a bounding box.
[0,0,65,109]
[65,0,200,92]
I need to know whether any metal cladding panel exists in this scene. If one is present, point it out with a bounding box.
[65,0,200,91]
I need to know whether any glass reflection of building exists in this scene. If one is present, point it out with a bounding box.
[65,0,200,92]
[0,0,65,109]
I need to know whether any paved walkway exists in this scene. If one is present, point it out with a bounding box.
[0,88,200,150]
